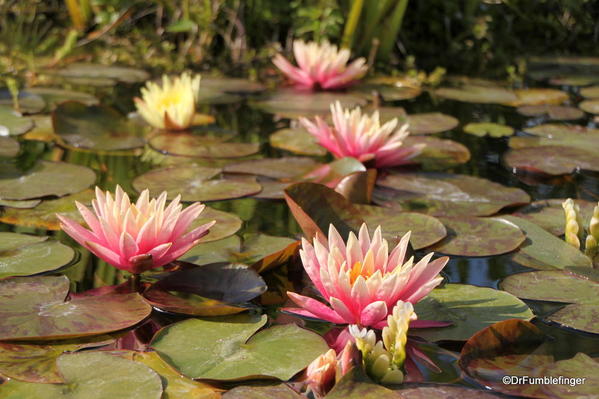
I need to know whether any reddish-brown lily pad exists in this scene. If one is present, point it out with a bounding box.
[395,385,507,398]
[430,217,525,257]
[223,157,321,180]
[516,105,584,120]
[375,172,530,217]
[0,276,152,340]
[504,145,599,175]
[269,128,327,156]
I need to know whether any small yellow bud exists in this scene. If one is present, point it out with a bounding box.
[562,199,581,249]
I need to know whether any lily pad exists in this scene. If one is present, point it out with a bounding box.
[429,217,525,257]
[223,157,321,180]
[435,85,518,104]
[53,63,150,85]
[402,113,459,135]
[395,385,506,398]
[511,124,599,153]
[269,128,327,156]
[0,199,41,209]
[181,236,242,265]
[151,314,329,380]
[0,275,152,340]
[504,145,599,175]
[200,76,266,94]
[579,99,599,114]
[150,133,258,158]
[27,87,98,109]
[325,368,402,398]
[524,123,599,138]
[0,90,45,114]
[512,199,596,236]
[413,284,533,342]
[580,85,599,99]
[0,351,163,399]
[508,88,569,106]
[405,136,471,168]
[0,189,94,230]
[463,122,514,138]
[0,161,96,200]
[547,304,599,334]
[0,232,75,279]
[237,234,299,273]
[375,172,530,217]
[133,165,262,202]
[499,216,593,270]
[192,207,243,243]
[539,353,599,397]
[0,106,34,136]
[53,102,147,151]
[516,105,584,120]
[223,384,303,399]
[0,136,19,157]
[354,83,421,101]
[300,157,367,188]
[250,89,367,118]
[354,205,447,249]
[197,89,243,105]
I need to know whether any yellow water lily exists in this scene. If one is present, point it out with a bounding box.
[134,72,201,130]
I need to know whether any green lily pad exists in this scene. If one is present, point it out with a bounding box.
[539,353,599,397]
[181,236,242,265]
[413,284,533,342]
[200,76,266,94]
[52,63,150,85]
[0,106,34,136]
[149,131,259,159]
[151,314,329,380]
[27,87,98,109]
[223,384,303,399]
[0,90,45,114]
[192,207,243,243]
[0,161,96,200]
[0,232,75,279]
[580,85,599,99]
[250,89,368,118]
[0,275,152,340]
[133,165,262,202]
[0,189,94,230]
[325,368,402,398]
[375,106,407,122]
[354,83,421,101]
[405,136,471,168]
[0,136,19,157]
[197,88,243,105]
[395,385,506,399]
[0,351,163,399]
[403,113,459,135]
[511,125,599,154]
[434,85,518,104]
[354,205,447,249]
[429,217,525,257]
[269,128,327,156]
[547,304,599,334]
[504,145,599,175]
[0,199,41,209]
[512,199,596,236]
[508,88,569,106]
[53,102,147,151]
[524,123,599,138]
[500,216,593,270]
[375,172,530,217]
[0,335,115,383]
[223,157,321,180]
[516,105,584,120]
[463,122,514,138]
[579,99,599,114]
[237,234,299,273]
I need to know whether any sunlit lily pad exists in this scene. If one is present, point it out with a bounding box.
[269,128,327,156]
[0,335,115,383]
[223,157,321,179]
[579,99,599,114]
[0,90,45,114]
[512,124,599,154]
[0,275,152,340]
[0,136,19,157]
[430,217,524,257]
[223,384,303,399]
[133,164,261,202]
[500,216,592,270]
[150,132,258,158]
[0,232,75,279]
[0,351,163,398]
[0,106,34,136]
[301,157,367,188]
[0,199,41,209]
[53,102,147,151]
[52,63,150,85]
[0,161,96,200]
[403,113,459,135]
[580,85,599,99]
[151,314,329,380]
[413,284,533,342]
[504,145,599,175]
[0,189,94,230]
[181,236,242,265]
[23,115,56,142]
[507,88,569,106]
[192,206,243,243]
[434,85,518,104]
[200,76,266,94]
[27,87,98,109]
[405,136,471,168]
[539,353,599,397]
[250,89,367,118]
[512,199,595,236]
[375,172,530,216]
[354,205,446,249]
[516,105,584,120]
[354,83,421,101]
[524,123,599,138]
[463,122,514,137]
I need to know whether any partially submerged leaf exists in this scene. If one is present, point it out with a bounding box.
[463,122,514,138]
[269,128,327,156]
[504,145,599,175]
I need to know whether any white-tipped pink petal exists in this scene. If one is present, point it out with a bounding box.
[286,292,347,324]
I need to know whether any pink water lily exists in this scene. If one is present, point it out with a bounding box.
[57,186,214,274]
[300,101,423,168]
[273,40,367,90]
[284,223,448,329]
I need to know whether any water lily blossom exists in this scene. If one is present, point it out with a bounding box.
[351,301,415,384]
[300,102,423,168]
[134,72,200,130]
[273,40,367,90]
[57,186,214,274]
[284,223,448,329]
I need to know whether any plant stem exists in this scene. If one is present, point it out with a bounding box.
[342,0,364,48]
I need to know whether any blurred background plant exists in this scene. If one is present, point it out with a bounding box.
[0,0,597,82]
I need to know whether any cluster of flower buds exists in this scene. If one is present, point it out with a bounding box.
[562,199,599,261]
